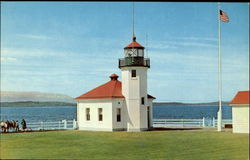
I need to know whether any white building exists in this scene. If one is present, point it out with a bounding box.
[229,91,249,134]
[75,36,155,132]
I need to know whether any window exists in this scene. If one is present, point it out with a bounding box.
[117,108,121,122]
[132,70,136,77]
[125,50,131,57]
[138,49,144,57]
[141,97,145,105]
[98,108,103,121]
[86,108,90,121]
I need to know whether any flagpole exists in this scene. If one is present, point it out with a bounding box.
[217,2,222,132]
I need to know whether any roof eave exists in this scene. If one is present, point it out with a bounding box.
[229,103,249,105]
[124,46,145,49]
[75,96,125,100]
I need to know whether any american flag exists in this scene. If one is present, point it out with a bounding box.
[220,10,229,22]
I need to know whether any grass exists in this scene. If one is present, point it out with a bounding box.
[0,129,249,160]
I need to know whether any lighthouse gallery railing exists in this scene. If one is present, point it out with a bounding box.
[119,58,150,68]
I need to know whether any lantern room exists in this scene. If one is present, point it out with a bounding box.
[119,36,150,68]
[124,36,145,57]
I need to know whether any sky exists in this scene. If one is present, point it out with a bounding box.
[1,2,249,103]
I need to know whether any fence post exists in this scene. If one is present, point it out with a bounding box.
[73,119,76,129]
[59,121,61,129]
[182,119,184,128]
[165,119,167,127]
[41,121,44,130]
[63,120,67,129]
[202,117,205,127]
[213,117,216,127]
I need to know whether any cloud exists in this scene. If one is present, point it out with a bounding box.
[172,36,217,41]
[148,43,177,49]
[1,47,119,60]
[172,41,217,48]
[148,50,248,85]
[149,40,217,49]
[1,47,118,77]
[1,57,17,61]
[148,36,218,50]
[16,34,52,40]
[1,47,54,57]
[1,33,248,102]
[150,51,217,63]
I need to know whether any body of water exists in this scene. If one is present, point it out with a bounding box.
[0,105,232,122]
[0,106,76,122]
[153,105,232,119]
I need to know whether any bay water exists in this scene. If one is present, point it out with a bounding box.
[0,105,231,122]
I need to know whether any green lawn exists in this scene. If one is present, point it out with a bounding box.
[0,129,249,160]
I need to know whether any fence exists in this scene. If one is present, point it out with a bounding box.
[153,117,232,128]
[26,118,232,130]
[26,119,77,131]
[1,118,232,132]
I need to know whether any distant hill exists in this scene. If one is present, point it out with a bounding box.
[1,101,76,107]
[153,101,229,106]
[0,91,75,103]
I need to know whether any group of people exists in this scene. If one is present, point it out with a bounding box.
[0,119,27,133]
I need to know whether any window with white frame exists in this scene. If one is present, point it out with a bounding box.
[131,70,136,77]
[86,108,90,121]
[117,108,121,122]
[98,108,103,121]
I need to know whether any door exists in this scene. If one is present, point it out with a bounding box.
[147,106,150,129]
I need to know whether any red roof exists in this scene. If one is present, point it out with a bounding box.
[229,91,249,104]
[75,74,155,100]
[124,36,144,49]
[75,74,124,100]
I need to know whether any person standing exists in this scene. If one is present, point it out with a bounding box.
[21,119,26,131]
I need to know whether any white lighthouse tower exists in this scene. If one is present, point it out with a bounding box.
[119,35,151,131]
